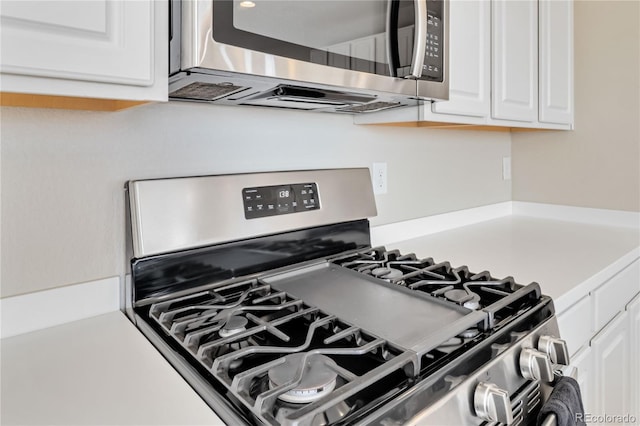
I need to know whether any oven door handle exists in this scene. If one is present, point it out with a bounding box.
[386,0,401,77]
[541,413,557,426]
[408,0,428,78]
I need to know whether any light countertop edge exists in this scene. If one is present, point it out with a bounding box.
[552,247,640,314]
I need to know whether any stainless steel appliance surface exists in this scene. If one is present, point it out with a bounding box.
[125,168,570,426]
[168,0,449,113]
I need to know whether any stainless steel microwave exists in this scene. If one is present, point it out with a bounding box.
[169,0,449,113]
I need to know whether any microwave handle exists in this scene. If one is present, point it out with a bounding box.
[386,0,401,77]
[409,0,428,78]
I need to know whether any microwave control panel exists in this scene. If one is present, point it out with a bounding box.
[243,183,319,219]
[421,0,444,82]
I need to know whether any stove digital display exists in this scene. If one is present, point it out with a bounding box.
[243,182,319,219]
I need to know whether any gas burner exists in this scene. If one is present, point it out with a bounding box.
[443,289,481,310]
[436,337,465,354]
[334,249,526,316]
[219,315,248,338]
[268,353,338,404]
[437,328,481,354]
[275,401,353,425]
[371,267,404,281]
[457,328,481,339]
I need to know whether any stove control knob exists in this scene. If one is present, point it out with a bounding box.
[473,382,514,424]
[520,348,554,382]
[538,335,570,365]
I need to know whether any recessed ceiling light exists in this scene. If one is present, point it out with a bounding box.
[240,1,256,8]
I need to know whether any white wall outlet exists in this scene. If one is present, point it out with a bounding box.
[502,157,512,181]
[372,162,388,194]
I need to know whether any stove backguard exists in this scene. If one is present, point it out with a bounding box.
[130,219,371,303]
[126,168,377,259]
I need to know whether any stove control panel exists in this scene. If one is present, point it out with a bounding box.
[243,182,319,219]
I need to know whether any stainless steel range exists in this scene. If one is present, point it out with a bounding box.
[125,168,570,426]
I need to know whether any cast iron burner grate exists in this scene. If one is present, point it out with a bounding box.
[147,278,419,426]
[331,247,519,310]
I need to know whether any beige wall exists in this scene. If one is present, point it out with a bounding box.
[511,0,640,212]
[0,103,510,298]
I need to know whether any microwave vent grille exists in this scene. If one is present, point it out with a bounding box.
[170,82,247,101]
[337,101,403,113]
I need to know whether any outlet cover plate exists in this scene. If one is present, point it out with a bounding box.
[372,162,388,194]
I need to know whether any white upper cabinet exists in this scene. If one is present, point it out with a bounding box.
[539,0,574,125]
[355,0,574,130]
[431,0,490,118]
[491,0,538,122]
[0,0,167,102]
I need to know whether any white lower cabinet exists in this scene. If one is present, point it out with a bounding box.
[558,258,640,424]
[591,311,631,420]
[557,294,592,356]
[570,346,594,416]
[629,295,640,422]
[593,259,640,332]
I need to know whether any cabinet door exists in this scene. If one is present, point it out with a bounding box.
[492,0,538,122]
[539,0,574,125]
[432,0,490,117]
[593,260,640,332]
[557,295,593,357]
[629,295,640,421]
[591,311,631,419]
[0,0,166,101]
[570,346,594,416]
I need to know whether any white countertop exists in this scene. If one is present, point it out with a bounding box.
[0,311,224,426]
[1,203,638,425]
[384,215,640,313]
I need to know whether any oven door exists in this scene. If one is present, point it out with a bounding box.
[179,0,447,99]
